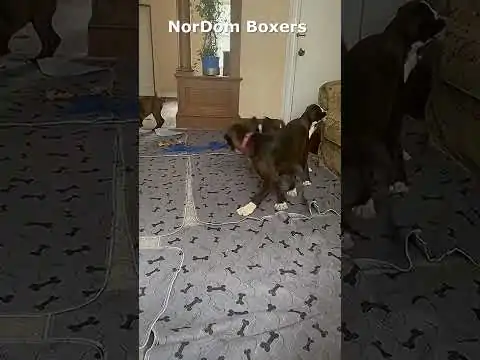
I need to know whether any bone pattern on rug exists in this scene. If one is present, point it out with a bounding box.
[342,259,480,359]
[139,248,184,348]
[346,117,480,269]
[0,341,103,360]
[191,153,340,223]
[339,116,480,359]
[0,125,116,314]
[142,215,341,360]
[139,157,186,236]
[0,66,115,124]
[138,130,342,358]
[138,127,480,360]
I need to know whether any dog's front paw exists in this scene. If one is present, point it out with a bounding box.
[352,198,376,219]
[236,202,257,216]
[403,150,412,161]
[389,181,409,194]
[286,188,297,197]
[274,202,288,211]
[302,180,312,186]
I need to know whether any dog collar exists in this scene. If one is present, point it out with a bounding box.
[239,132,254,154]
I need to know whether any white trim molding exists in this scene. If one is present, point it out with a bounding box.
[281,0,302,122]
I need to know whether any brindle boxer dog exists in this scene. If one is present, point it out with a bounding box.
[342,0,446,242]
[225,104,326,216]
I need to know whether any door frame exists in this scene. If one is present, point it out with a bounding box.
[139,2,157,96]
[281,0,302,122]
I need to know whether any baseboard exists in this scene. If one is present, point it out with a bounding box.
[158,92,177,99]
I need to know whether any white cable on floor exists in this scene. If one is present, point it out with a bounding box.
[139,246,185,350]
[352,229,480,273]
[140,155,193,351]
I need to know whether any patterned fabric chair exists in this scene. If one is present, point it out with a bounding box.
[426,0,480,174]
[317,80,341,176]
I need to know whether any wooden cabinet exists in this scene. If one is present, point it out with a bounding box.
[88,0,137,58]
[176,74,242,130]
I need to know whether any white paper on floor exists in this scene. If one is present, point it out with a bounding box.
[161,101,178,128]
[36,57,108,77]
[154,128,184,137]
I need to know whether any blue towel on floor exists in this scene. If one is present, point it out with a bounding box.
[65,95,137,118]
[164,141,227,154]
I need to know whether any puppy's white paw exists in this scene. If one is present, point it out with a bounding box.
[308,167,313,173]
[403,150,412,161]
[274,202,288,211]
[286,188,297,197]
[303,180,312,186]
[352,198,376,219]
[237,202,257,216]
[389,181,409,194]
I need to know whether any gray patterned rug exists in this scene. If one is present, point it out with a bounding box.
[138,129,229,157]
[1,56,137,359]
[139,156,186,237]
[139,131,187,157]
[185,130,230,153]
[0,125,116,315]
[343,258,480,359]
[48,289,138,360]
[342,116,480,359]
[191,153,340,224]
[139,129,343,359]
[1,61,115,124]
[347,117,480,269]
[140,214,341,360]
[0,340,103,360]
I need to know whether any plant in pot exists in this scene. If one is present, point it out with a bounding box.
[195,0,221,76]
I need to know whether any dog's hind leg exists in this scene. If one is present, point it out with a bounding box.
[273,179,288,211]
[286,175,297,197]
[301,148,312,186]
[388,100,409,194]
[31,0,61,59]
[389,140,409,194]
[291,161,310,187]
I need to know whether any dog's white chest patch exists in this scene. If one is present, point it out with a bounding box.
[257,123,263,133]
[308,121,319,139]
[404,42,424,82]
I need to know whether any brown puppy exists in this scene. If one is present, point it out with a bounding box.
[224,104,326,216]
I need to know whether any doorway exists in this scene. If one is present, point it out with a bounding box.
[283,0,341,121]
[139,4,155,97]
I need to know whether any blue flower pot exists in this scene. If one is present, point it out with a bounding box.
[201,55,220,76]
